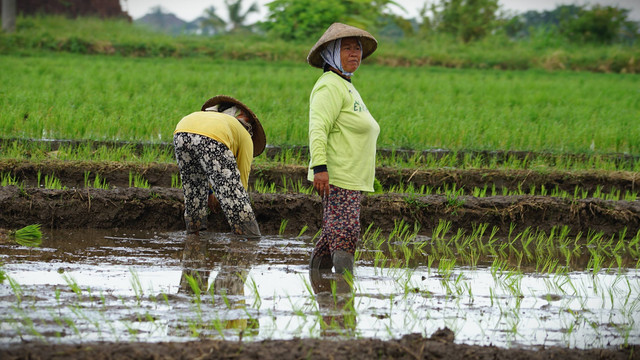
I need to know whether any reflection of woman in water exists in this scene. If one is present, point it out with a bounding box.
[309,269,357,334]
[179,235,258,334]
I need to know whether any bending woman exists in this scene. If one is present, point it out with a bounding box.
[174,95,266,238]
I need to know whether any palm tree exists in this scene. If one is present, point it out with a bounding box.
[201,6,226,35]
[225,0,259,32]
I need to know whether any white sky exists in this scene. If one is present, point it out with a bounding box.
[120,0,640,22]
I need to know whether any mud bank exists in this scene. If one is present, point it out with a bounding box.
[2,159,639,196]
[1,186,638,236]
[0,333,636,360]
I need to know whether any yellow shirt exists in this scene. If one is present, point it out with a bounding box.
[307,72,380,192]
[174,111,253,189]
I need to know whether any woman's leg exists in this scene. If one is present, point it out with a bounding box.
[174,132,209,234]
[197,137,261,238]
[311,186,362,273]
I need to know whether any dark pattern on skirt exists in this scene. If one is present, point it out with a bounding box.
[313,186,363,256]
[174,132,256,234]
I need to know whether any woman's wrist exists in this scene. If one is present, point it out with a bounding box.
[313,164,327,174]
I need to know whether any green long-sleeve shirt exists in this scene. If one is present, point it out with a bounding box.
[307,71,380,192]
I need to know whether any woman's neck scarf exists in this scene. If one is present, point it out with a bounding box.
[320,38,362,77]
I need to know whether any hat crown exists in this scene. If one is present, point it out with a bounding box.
[307,22,378,69]
[201,95,266,157]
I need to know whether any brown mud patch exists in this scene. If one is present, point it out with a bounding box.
[0,185,638,237]
[1,332,636,360]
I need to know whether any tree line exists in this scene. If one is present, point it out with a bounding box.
[189,0,637,45]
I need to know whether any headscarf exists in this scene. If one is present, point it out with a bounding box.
[320,38,362,77]
[204,104,253,136]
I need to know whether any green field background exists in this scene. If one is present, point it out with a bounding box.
[1,53,638,154]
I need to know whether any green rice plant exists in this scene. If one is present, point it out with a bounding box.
[129,268,144,305]
[8,276,23,304]
[278,219,288,235]
[44,173,65,189]
[62,274,82,301]
[128,172,149,188]
[171,173,182,188]
[2,49,638,154]
[1,172,19,186]
[83,171,109,189]
[252,178,277,193]
[297,225,308,238]
[8,224,42,247]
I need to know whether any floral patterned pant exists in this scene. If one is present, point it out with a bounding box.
[313,186,363,257]
[174,132,257,234]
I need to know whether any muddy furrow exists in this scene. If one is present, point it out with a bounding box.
[2,160,639,195]
[0,334,636,360]
[1,186,638,237]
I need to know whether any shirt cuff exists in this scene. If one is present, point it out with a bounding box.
[313,165,327,174]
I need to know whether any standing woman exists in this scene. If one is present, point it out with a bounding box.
[174,95,266,238]
[306,23,380,274]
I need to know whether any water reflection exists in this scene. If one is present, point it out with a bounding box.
[179,234,259,335]
[309,269,357,335]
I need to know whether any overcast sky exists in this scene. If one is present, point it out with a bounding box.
[120,0,640,22]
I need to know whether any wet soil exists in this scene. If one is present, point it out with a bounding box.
[1,332,637,360]
[2,158,639,359]
[1,185,639,237]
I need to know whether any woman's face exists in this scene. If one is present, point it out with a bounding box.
[340,37,362,74]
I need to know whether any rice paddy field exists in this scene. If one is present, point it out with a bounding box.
[1,16,639,360]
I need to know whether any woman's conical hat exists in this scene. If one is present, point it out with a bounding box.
[201,95,266,157]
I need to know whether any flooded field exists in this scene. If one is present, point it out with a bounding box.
[1,154,639,358]
[2,228,639,350]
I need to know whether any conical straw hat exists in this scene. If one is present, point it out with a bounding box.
[307,22,378,69]
[201,95,266,157]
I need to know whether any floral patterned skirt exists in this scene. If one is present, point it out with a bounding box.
[313,186,363,256]
[173,132,257,234]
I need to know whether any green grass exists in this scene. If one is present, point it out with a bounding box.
[1,15,638,73]
[1,53,638,155]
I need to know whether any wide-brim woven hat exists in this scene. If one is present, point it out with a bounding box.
[307,22,378,69]
[201,95,266,157]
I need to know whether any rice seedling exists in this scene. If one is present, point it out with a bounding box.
[252,178,277,193]
[129,268,145,305]
[83,171,110,189]
[297,225,308,238]
[128,172,149,188]
[1,172,20,186]
[278,219,288,235]
[8,224,42,247]
[44,173,65,189]
[171,173,182,188]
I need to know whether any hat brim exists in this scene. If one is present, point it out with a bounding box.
[307,22,378,69]
[201,95,266,157]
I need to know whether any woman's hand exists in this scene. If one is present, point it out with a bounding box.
[313,171,330,198]
[208,193,220,213]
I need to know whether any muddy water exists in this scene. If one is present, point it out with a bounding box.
[1,229,639,349]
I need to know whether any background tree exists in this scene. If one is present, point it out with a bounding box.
[200,6,226,35]
[426,0,500,42]
[261,0,404,41]
[559,5,637,43]
[502,5,638,44]
[225,0,258,33]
